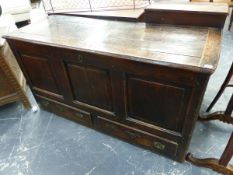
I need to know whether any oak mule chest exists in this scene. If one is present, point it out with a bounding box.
[4,13,225,161]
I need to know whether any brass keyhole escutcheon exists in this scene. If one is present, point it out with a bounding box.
[41,101,49,107]
[75,112,83,118]
[153,141,165,150]
[105,123,116,131]
[56,104,65,112]
[125,130,139,139]
[77,55,83,63]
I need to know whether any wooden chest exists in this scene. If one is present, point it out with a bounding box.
[4,15,223,162]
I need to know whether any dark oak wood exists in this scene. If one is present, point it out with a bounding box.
[145,3,228,28]
[4,15,223,162]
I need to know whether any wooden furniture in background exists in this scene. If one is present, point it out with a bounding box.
[229,8,233,30]
[0,27,32,108]
[145,3,229,28]
[4,4,227,161]
[190,0,233,30]
[187,62,233,174]
[187,94,233,174]
[200,62,233,124]
[187,132,233,175]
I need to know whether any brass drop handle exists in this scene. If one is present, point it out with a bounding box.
[125,130,140,139]
[153,141,165,150]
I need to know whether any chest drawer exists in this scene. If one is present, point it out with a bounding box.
[94,116,178,158]
[37,95,92,127]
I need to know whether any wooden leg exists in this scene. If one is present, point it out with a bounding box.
[198,111,233,124]
[225,93,233,116]
[206,63,233,112]
[186,153,233,175]
[186,133,233,175]
[199,94,233,124]
[229,10,233,31]
[219,132,233,166]
[16,83,32,109]
[207,88,226,112]
[188,95,233,174]
[0,43,33,109]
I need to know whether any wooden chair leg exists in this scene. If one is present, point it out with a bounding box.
[225,93,233,116]
[206,89,225,112]
[219,132,233,166]
[229,9,233,31]
[199,94,233,124]
[206,63,233,112]
[186,132,233,175]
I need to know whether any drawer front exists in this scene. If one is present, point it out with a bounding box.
[37,95,92,126]
[94,116,178,158]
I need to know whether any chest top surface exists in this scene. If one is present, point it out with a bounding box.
[5,15,222,73]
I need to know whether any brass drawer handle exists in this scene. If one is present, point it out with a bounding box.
[153,141,165,150]
[77,55,83,63]
[125,130,140,139]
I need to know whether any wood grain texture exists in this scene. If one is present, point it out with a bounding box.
[3,15,222,73]
[0,42,31,108]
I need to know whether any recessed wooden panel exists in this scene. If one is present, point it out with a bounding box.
[67,63,113,111]
[127,76,189,132]
[21,54,60,94]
